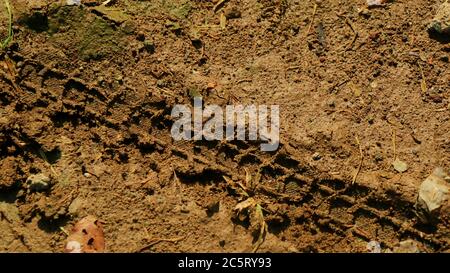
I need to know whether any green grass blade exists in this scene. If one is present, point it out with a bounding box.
[1,0,13,49]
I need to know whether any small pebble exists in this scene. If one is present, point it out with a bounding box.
[367,0,387,8]
[27,173,51,192]
[312,152,322,161]
[428,2,450,35]
[366,241,382,253]
[136,31,146,42]
[415,168,449,224]
[224,6,242,19]
[143,41,155,53]
[393,240,420,253]
[66,0,81,5]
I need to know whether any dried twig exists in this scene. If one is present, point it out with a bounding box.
[305,3,318,37]
[418,62,427,93]
[60,227,69,236]
[345,18,358,51]
[329,79,350,93]
[337,15,358,51]
[213,0,230,13]
[101,0,114,6]
[137,236,185,252]
[391,128,396,161]
[352,136,363,185]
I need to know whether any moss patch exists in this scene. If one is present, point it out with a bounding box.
[47,6,126,61]
[163,0,192,19]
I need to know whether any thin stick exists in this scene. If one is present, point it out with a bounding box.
[337,15,358,51]
[392,128,396,161]
[137,236,185,252]
[345,19,358,51]
[352,136,363,185]
[101,0,114,6]
[418,62,427,93]
[213,0,230,13]
[305,3,318,37]
[60,227,69,236]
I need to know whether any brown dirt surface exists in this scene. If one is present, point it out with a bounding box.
[0,0,449,253]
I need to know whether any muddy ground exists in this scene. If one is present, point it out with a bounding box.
[0,0,449,253]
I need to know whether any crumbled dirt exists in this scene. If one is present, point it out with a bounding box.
[0,0,449,253]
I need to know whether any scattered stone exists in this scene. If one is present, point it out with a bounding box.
[284,181,302,195]
[327,99,336,108]
[358,7,371,18]
[415,168,449,224]
[428,1,450,35]
[393,240,420,253]
[206,200,220,216]
[68,198,85,216]
[66,0,81,5]
[367,0,388,8]
[224,6,242,19]
[374,153,383,162]
[439,54,449,63]
[143,41,155,53]
[181,206,190,213]
[366,241,382,253]
[27,173,51,192]
[136,31,146,42]
[121,20,137,34]
[392,158,408,173]
[312,152,322,161]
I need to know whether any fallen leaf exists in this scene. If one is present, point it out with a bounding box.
[244,168,252,190]
[234,198,256,214]
[223,176,249,198]
[65,215,105,253]
[252,204,268,252]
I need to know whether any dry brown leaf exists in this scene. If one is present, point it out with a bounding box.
[252,204,268,252]
[65,215,105,253]
[234,198,256,214]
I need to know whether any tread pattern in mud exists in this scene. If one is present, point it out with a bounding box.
[1,46,448,253]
